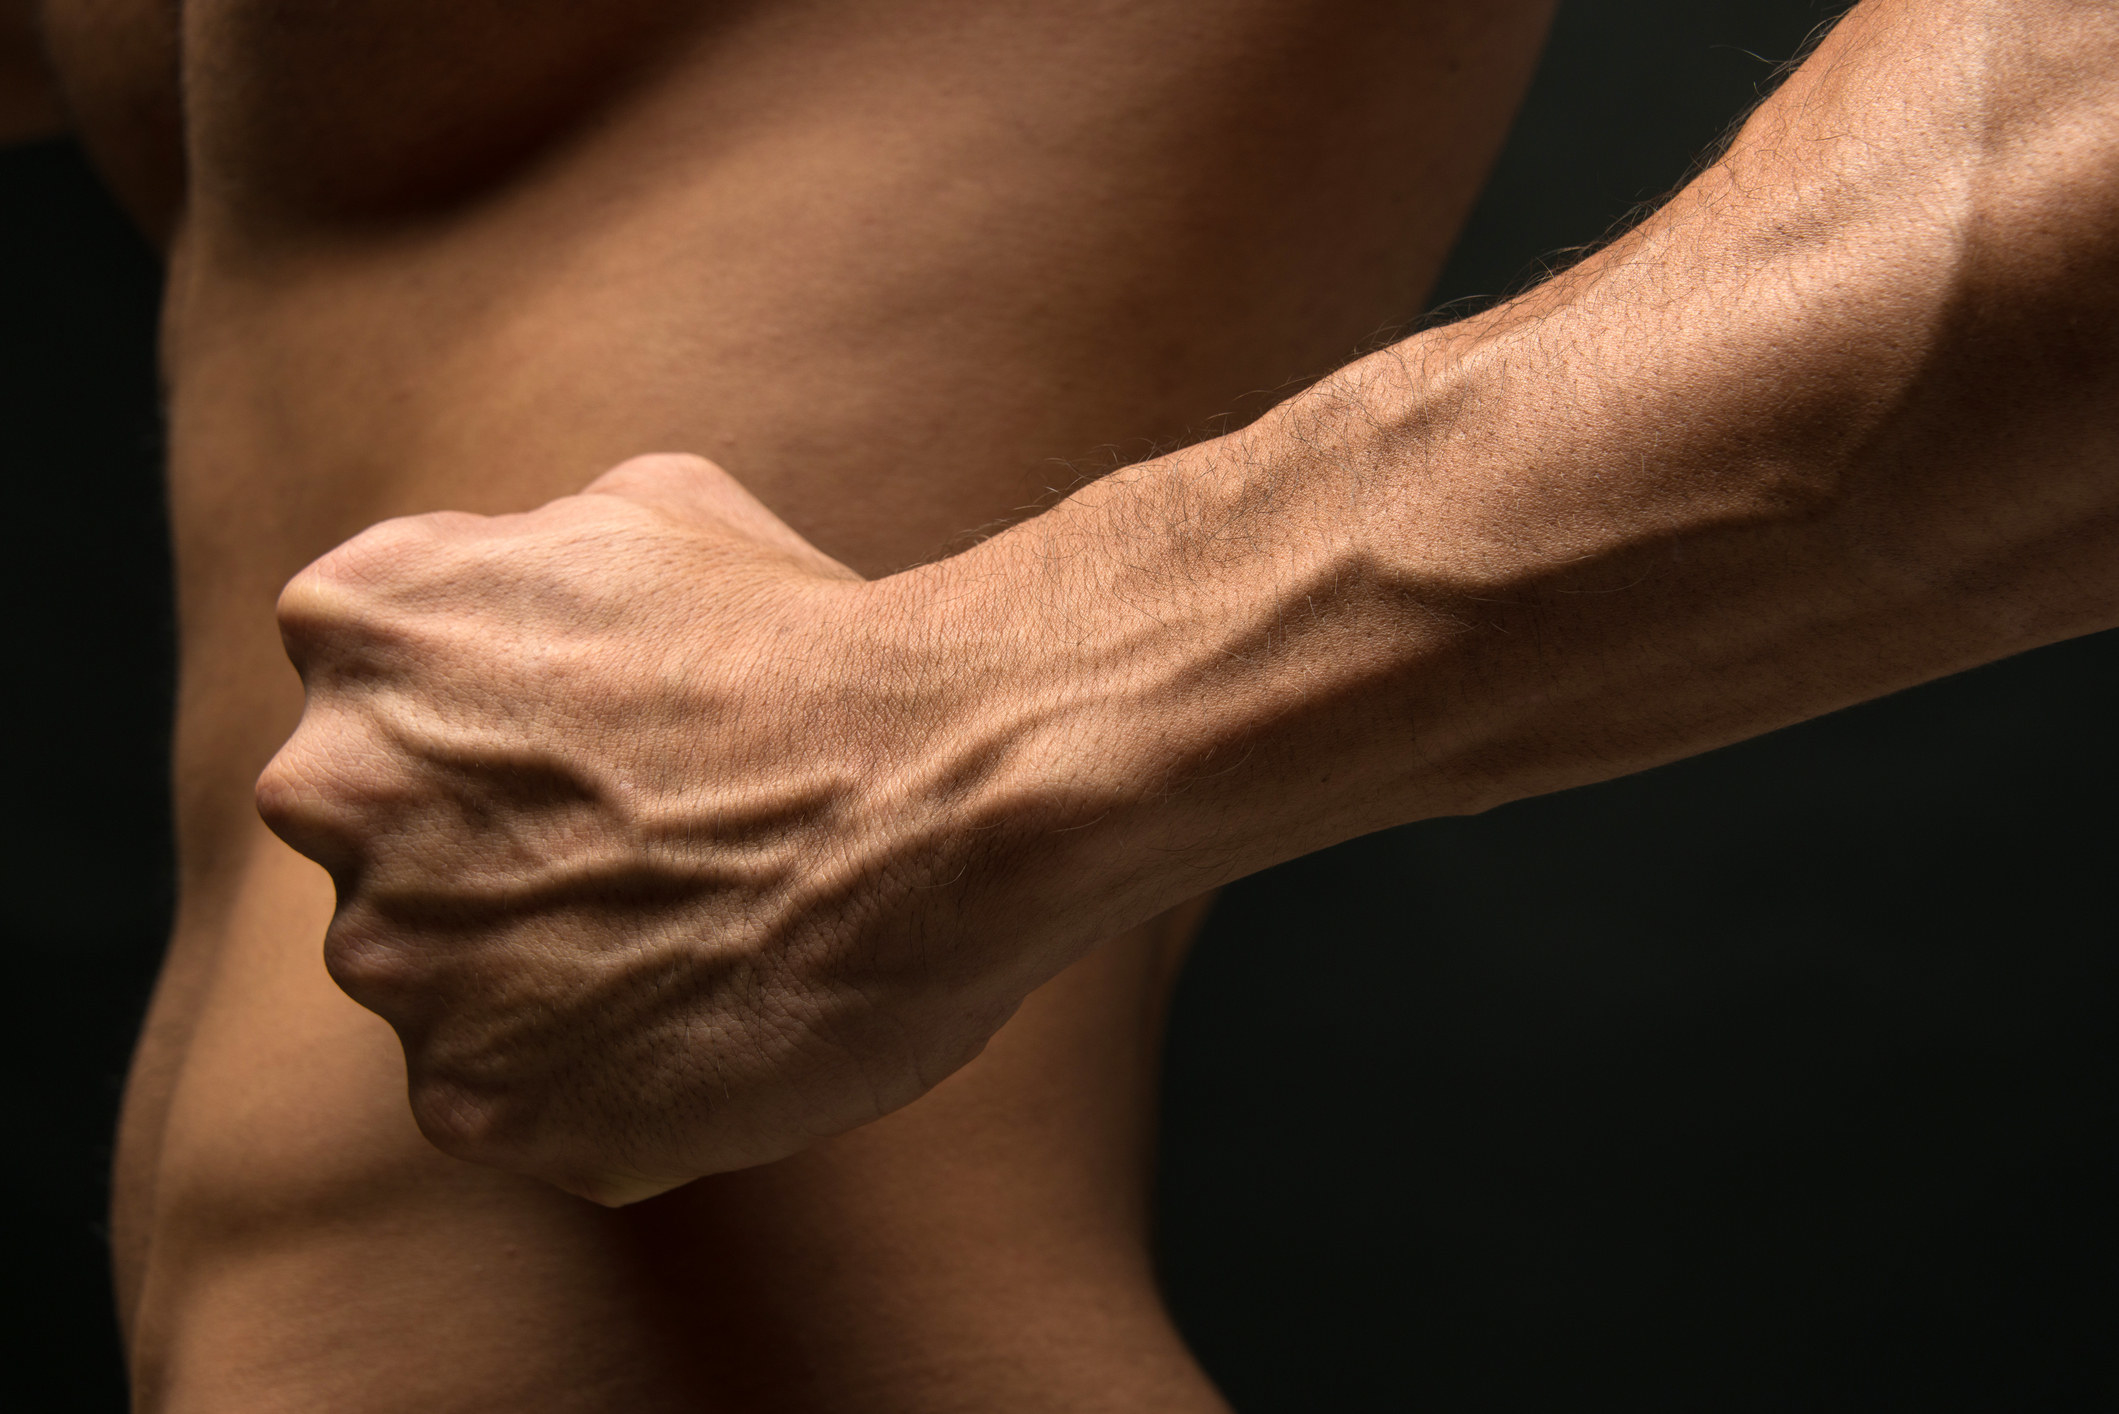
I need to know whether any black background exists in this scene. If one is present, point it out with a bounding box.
[9,1,2116,1407]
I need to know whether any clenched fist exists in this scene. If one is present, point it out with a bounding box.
[257,454,1121,1204]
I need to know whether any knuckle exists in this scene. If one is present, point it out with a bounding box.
[330,512,447,571]
[415,509,484,536]
[254,742,363,873]
[584,452,715,499]
[273,564,355,647]
[277,511,477,630]
[407,1046,646,1198]
[406,1074,508,1161]
[321,916,419,1006]
[252,752,304,826]
[277,513,502,677]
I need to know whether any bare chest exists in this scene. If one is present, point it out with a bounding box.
[44,0,718,230]
[44,0,1551,238]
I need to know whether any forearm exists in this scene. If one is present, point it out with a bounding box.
[928,0,2119,914]
[250,0,2119,1190]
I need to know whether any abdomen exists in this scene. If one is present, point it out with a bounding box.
[90,0,1551,1403]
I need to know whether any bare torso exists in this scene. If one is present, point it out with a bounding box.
[41,1,1551,1405]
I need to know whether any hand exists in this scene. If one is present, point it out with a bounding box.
[257,455,1082,1204]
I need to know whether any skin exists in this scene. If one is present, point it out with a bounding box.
[34,0,1559,1406]
[258,0,2119,1206]
[0,11,56,143]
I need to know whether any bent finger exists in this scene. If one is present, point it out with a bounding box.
[255,736,369,885]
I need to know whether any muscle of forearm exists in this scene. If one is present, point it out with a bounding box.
[930,0,2119,913]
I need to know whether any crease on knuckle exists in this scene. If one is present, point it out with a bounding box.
[321,917,413,1001]
[279,511,468,634]
[255,747,349,851]
[274,567,360,654]
[407,1074,508,1163]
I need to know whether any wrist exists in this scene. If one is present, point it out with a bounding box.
[882,385,1457,918]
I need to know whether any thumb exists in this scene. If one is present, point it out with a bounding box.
[583,452,858,580]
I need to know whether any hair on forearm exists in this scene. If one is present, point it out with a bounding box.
[1409,0,1858,343]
